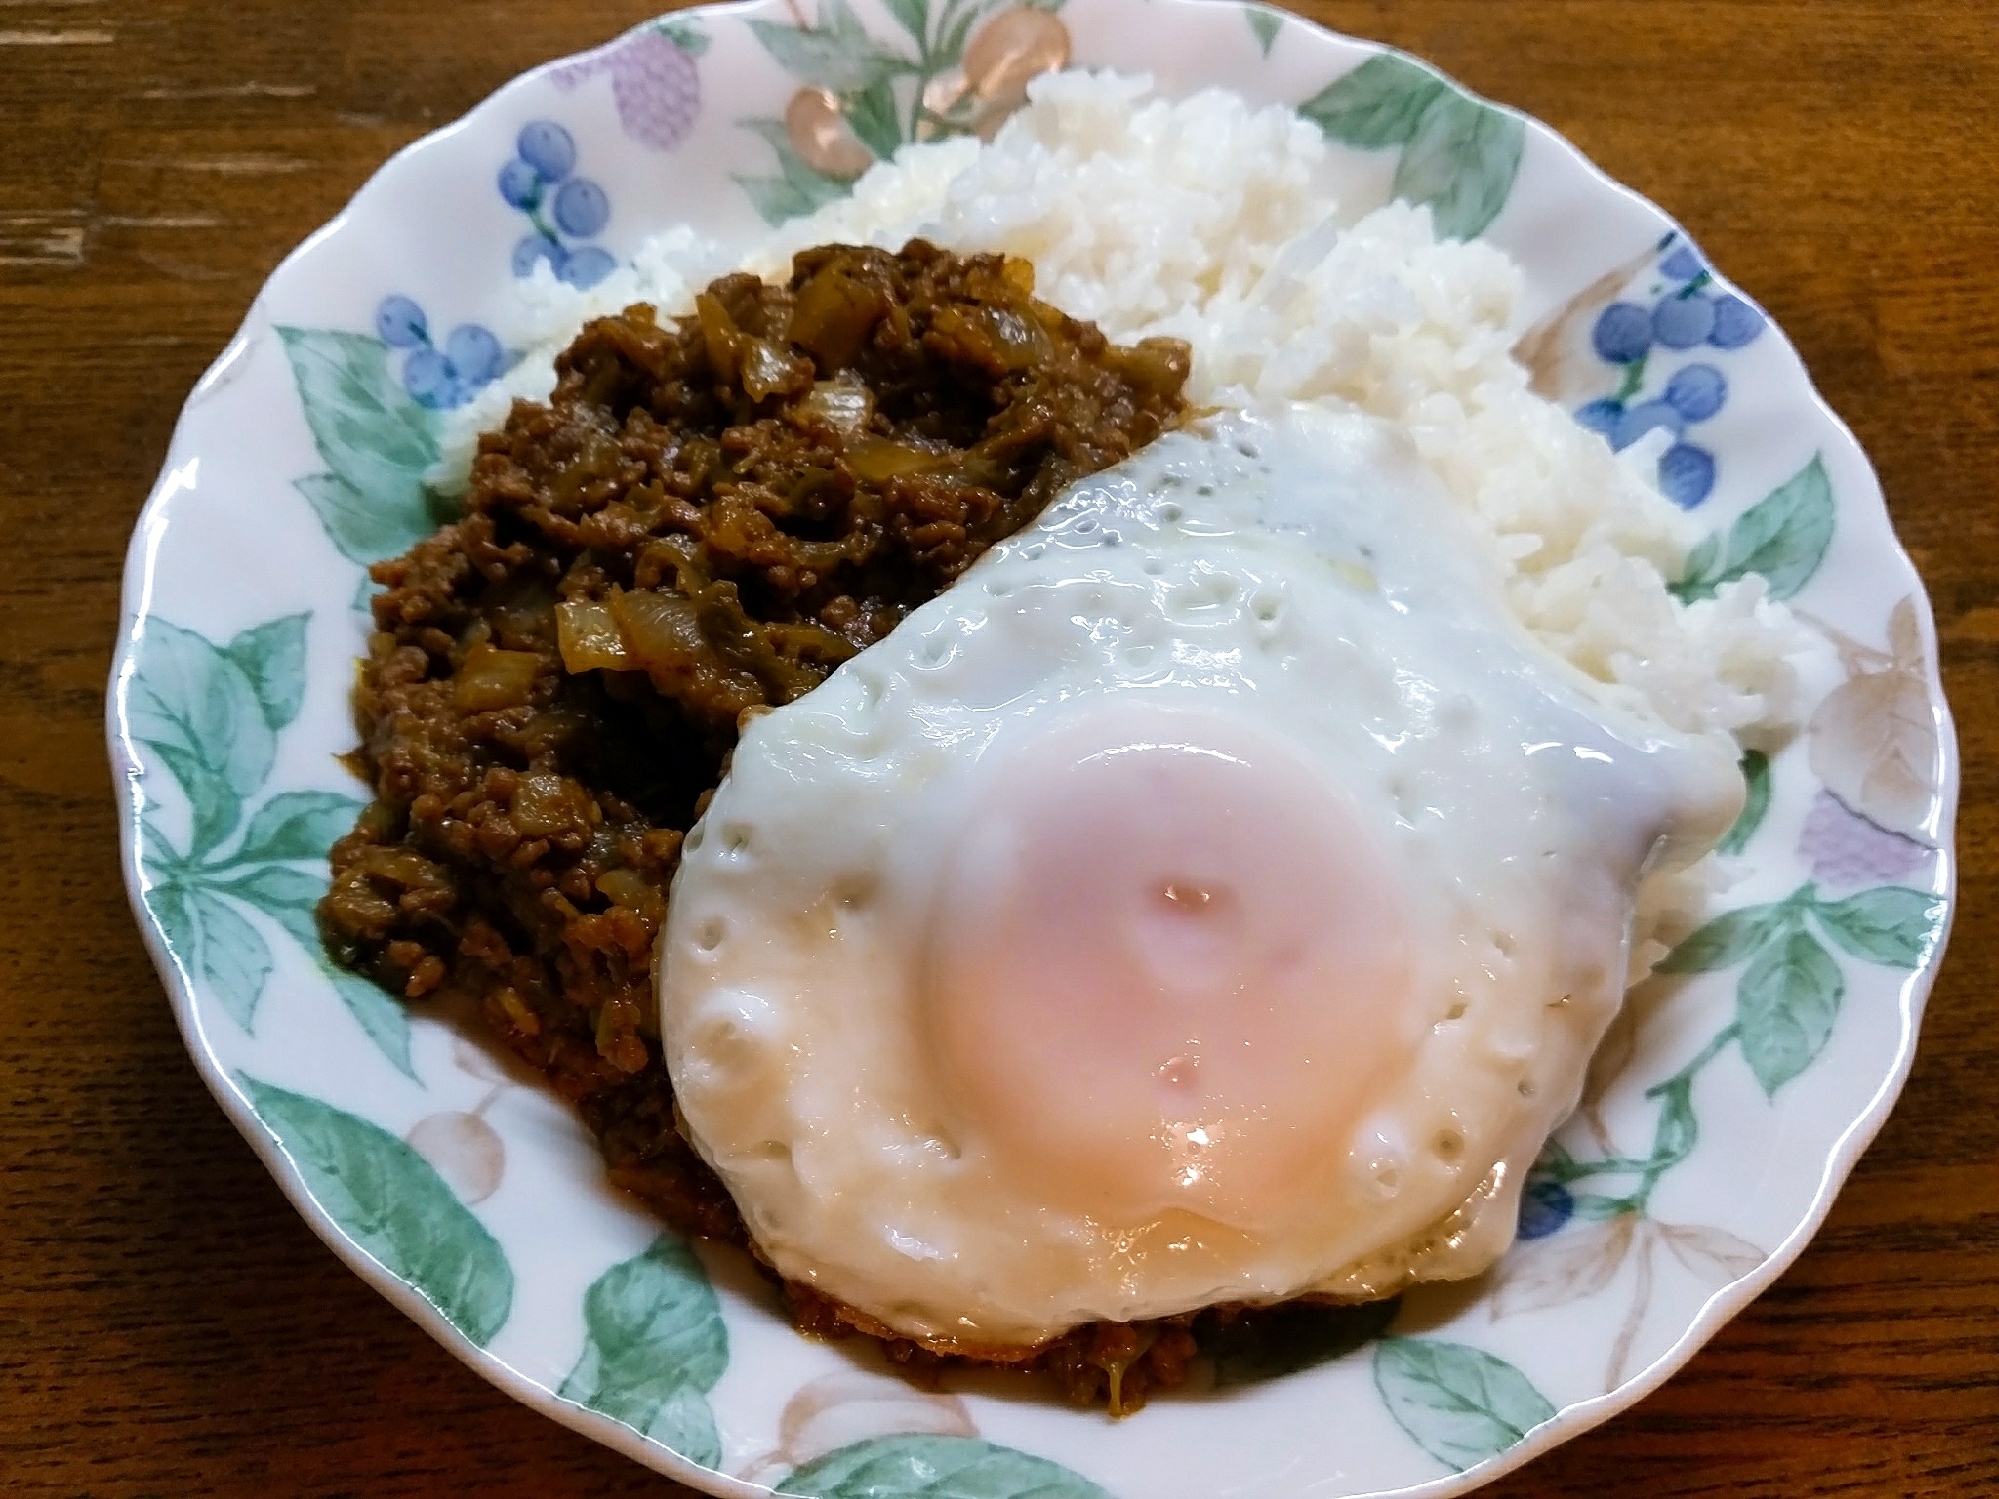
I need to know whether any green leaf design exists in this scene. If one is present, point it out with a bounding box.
[749,0,911,93]
[1300,53,1524,240]
[778,1435,1111,1499]
[1672,455,1835,605]
[238,1076,512,1344]
[880,0,929,45]
[146,877,196,956]
[128,618,277,857]
[1656,901,1794,973]
[179,886,275,1030]
[1247,7,1282,55]
[848,77,904,161]
[737,120,858,226]
[295,472,449,570]
[282,327,440,486]
[938,1,982,63]
[140,815,185,878]
[1300,53,1449,149]
[128,610,414,1072]
[1676,532,1722,600]
[1572,1192,1639,1220]
[215,861,417,1078]
[1202,1297,1399,1387]
[279,327,446,566]
[323,963,419,1082]
[1392,90,1527,240]
[217,861,330,938]
[558,1236,728,1463]
[1373,1338,1556,1473]
[1812,886,1946,969]
[1736,928,1844,1095]
[1716,749,1772,856]
[223,614,310,733]
[1648,1074,1699,1166]
[649,1385,722,1469]
[657,16,710,57]
[237,789,366,864]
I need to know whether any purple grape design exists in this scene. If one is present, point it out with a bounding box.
[1578,234,1768,508]
[553,19,705,153]
[1798,790,1932,887]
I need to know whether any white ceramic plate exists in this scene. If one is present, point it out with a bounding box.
[109,3,1958,1495]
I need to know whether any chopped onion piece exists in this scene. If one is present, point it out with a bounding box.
[611,589,707,669]
[799,378,874,436]
[511,772,591,837]
[846,438,948,482]
[742,338,808,401]
[453,643,540,711]
[556,599,630,673]
[596,868,668,923]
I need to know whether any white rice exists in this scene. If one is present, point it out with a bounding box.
[446,70,1815,797]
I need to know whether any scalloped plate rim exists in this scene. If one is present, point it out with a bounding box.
[106,2,1960,1495]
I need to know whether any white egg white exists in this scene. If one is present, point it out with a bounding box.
[658,405,1741,1347]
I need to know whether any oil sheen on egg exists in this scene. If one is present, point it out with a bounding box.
[659,404,1742,1348]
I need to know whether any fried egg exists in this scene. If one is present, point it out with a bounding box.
[658,404,1742,1347]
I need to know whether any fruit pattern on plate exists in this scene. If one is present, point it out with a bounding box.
[737,0,1073,225]
[119,10,1955,1492]
[373,296,508,413]
[552,17,707,153]
[500,119,619,290]
[1576,236,1768,508]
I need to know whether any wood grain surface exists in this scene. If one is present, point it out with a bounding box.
[3,1,1994,1493]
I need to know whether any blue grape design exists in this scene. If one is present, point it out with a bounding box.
[517,120,578,182]
[1664,363,1727,423]
[497,159,541,211]
[1575,397,1624,438]
[553,179,610,238]
[1657,442,1717,509]
[1611,397,1686,453]
[1652,291,1716,350]
[1574,232,1767,509]
[1592,302,1653,365]
[1708,293,1765,349]
[1517,1176,1574,1241]
[1659,244,1704,282]
[496,120,617,290]
[374,295,507,411]
[375,295,428,348]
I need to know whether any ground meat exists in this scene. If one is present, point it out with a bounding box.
[321,239,1280,1408]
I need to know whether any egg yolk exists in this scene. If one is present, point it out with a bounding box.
[921,703,1413,1228]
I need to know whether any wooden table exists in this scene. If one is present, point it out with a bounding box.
[3,1,1993,1493]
